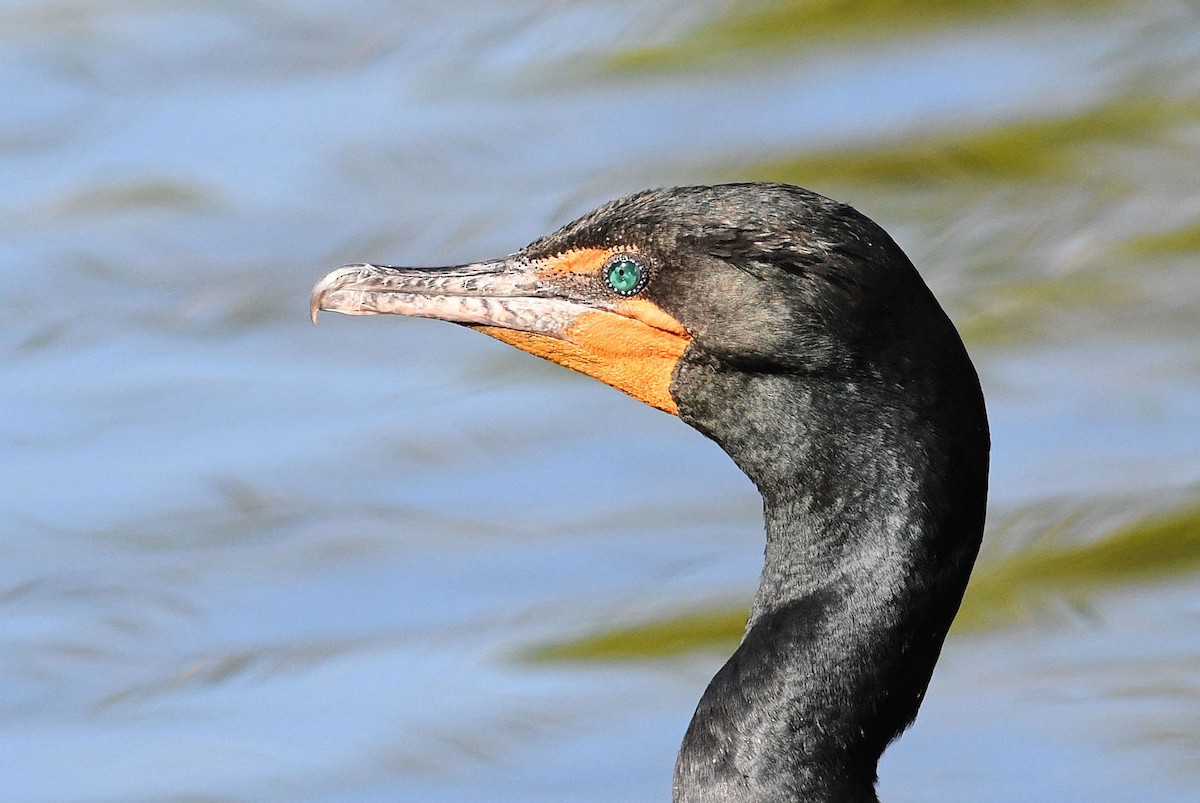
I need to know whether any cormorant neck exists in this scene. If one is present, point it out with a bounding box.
[671,362,988,802]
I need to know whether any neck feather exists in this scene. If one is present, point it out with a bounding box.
[672,364,988,802]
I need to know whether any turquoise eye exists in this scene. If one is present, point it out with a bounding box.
[604,255,647,296]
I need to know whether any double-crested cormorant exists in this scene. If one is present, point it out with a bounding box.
[311,183,989,802]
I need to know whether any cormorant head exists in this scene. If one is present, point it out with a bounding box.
[311,183,961,419]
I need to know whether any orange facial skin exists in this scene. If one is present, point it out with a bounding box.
[475,311,688,414]
[472,246,691,415]
[537,247,620,278]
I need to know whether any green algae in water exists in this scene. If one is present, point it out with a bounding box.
[526,607,746,662]
[609,0,1127,73]
[1120,221,1200,258]
[955,504,1200,632]
[746,94,1200,188]
[956,274,1133,347]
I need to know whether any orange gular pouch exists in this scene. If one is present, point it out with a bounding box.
[473,303,691,415]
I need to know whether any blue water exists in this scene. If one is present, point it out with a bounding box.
[3,1,1200,800]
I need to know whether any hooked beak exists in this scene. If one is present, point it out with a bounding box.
[311,255,691,415]
[310,258,587,336]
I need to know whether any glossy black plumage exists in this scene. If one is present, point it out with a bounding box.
[532,184,988,801]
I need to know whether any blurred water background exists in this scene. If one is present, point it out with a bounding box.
[3,0,1200,800]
